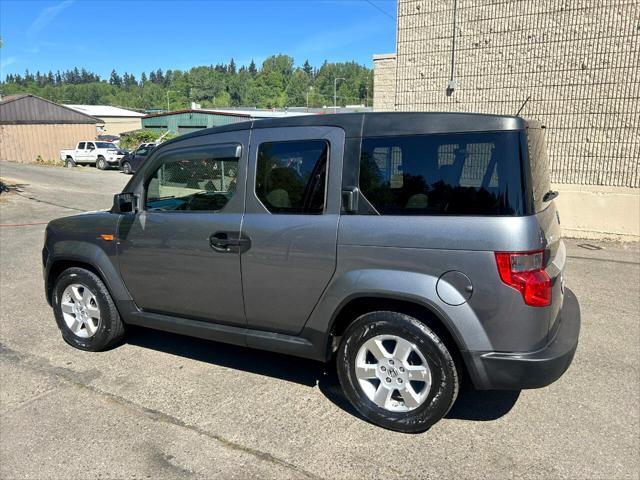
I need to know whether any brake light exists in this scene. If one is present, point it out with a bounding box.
[495,250,551,307]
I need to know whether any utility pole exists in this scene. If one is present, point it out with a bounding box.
[334,77,345,114]
[306,86,314,110]
[166,90,182,112]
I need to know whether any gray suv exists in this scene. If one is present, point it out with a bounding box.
[42,113,580,432]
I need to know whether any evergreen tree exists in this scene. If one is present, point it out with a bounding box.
[248,59,257,76]
[109,69,122,86]
[303,59,313,77]
[229,58,236,75]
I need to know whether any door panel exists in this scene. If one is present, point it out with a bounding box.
[117,130,249,326]
[241,127,344,335]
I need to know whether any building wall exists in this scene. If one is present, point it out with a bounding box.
[373,54,397,112]
[0,123,97,163]
[142,112,250,134]
[98,117,142,136]
[374,0,639,240]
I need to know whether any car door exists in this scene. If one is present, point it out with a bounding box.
[117,130,249,326]
[76,142,86,162]
[131,146,149,171]
[241,126,344,336]
[85,142,96,164]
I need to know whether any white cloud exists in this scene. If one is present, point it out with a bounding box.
[1,56,17,71]
[27,0,74,37]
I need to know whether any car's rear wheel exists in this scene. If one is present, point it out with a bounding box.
[122,161,132,174]
[52,267,125,351]
[336,311,459,433]
[65,157,76,168]
[96,156,108,170]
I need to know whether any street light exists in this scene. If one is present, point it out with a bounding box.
[333,77,345,113]
[166,90,182,112]
[306,86,314,110]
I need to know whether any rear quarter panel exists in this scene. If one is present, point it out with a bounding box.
[305,213,561,354]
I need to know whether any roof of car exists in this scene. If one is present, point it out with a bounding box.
[161,112,527,148]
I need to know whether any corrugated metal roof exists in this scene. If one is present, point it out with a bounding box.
[65,104,145,118]
[0,94,99,125]
[201,108,310,118]
[144,108,310,120]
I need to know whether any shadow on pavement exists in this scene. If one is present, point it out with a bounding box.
[126,326,518,424]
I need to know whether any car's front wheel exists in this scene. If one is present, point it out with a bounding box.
[337,311,459,433]
[52,267,125,351]
[96,156,108,170]
[122,161,132,174]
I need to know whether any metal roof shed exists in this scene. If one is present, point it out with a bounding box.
[0,94,99,163]
[142,109,253,135]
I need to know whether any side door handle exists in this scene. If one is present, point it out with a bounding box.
[209,232,251,253]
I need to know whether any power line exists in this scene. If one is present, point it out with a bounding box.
[365,0,396,21]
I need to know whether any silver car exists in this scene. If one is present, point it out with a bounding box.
[42,112,580,432]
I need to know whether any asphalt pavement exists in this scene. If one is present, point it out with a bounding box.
[1,160,638,479]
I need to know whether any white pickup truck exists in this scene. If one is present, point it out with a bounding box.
[60,141,125,169]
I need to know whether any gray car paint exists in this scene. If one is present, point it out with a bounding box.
[241,127,344,335]
[42,112,574,391]
[117,130,250,326]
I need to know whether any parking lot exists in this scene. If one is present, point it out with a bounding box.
[0,160,638,479]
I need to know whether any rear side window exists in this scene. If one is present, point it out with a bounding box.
[256,140,328,214]
[527,126,552,212]
[78,142,86,149]
[359,132,525,216]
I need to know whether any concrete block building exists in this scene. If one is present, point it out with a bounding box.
[374,0,639,240]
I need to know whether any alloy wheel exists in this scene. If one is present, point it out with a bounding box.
[354,334,432,412]
[60,283,101,338]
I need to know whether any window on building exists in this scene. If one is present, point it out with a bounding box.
[359,132,525,215]
[255,140,328,214]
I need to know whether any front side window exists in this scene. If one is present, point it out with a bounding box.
[146,155,239,212]
[136,147,149,157]
[359,132,525,216]
[255,140,328,214]
[86,142,95,149]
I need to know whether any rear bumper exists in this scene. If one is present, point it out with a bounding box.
[465,288,581,390]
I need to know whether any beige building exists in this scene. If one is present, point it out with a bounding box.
[0,94,98,163]
[65,104,144,136]
[374,0,639,241]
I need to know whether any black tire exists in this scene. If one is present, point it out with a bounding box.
[65,157,76,168]
[52,267,125,351]
[122,162,132,174]
[337,311,459,433]
[96,156,108,170]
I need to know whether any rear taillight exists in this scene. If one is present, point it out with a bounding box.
[495,250,551,307]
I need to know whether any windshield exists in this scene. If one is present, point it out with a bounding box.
[96,142,116,148]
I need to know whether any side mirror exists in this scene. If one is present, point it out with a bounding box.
[113,192,138,214]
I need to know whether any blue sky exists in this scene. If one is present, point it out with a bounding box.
[0,0,397,78]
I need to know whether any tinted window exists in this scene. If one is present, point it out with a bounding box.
[86,142,95,149]
[359,132,525,216]
[527,126,551,212]
[146,156,239,212]
[256,140,328,214]
[78,142,86,149]
[95,142,116,148]
[136,147,149,157]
